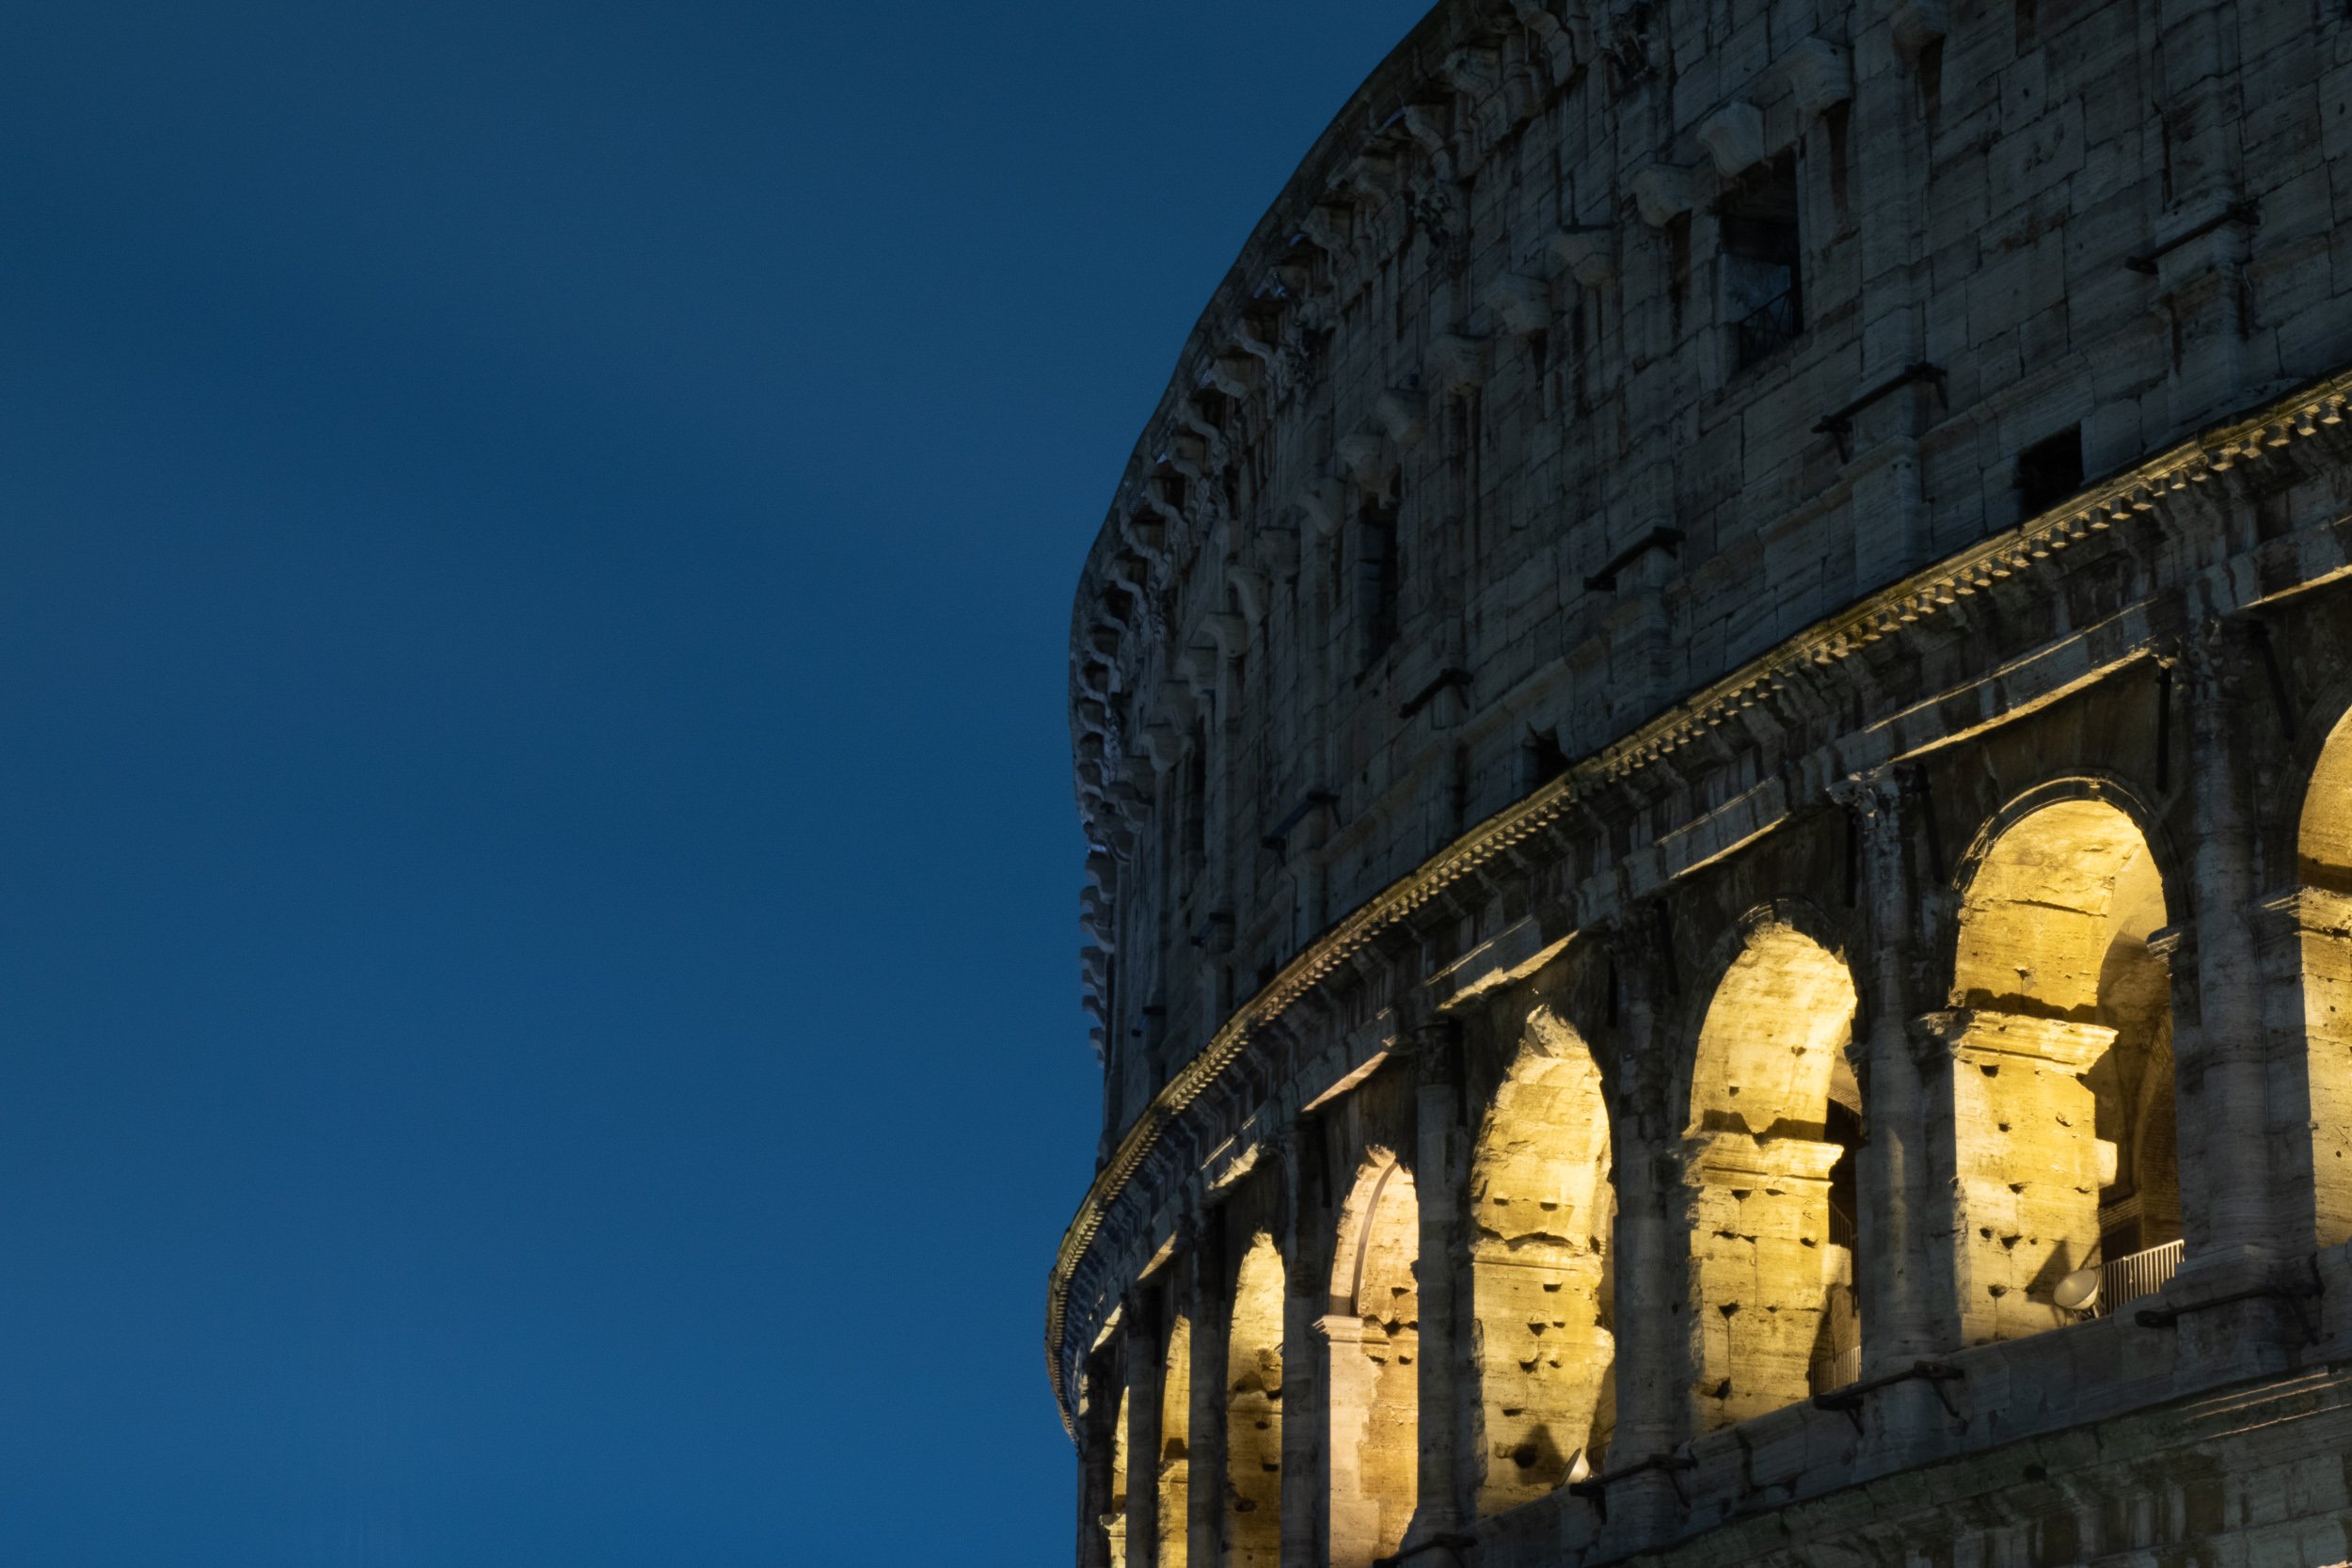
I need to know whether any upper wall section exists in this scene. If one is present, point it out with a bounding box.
[1068,0,2348,1146]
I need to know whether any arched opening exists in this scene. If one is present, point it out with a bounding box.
[1225,1234,1284,1568]
[1469,1006,1615,1514]
[1325,1152,1419,1568]
[1158,1317,1191,1568]
[1948,796,2176,1342]
[2296,708,2352,1246]
[1683,922,1861,1428]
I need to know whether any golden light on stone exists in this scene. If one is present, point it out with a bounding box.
[1051,0,2352,1556]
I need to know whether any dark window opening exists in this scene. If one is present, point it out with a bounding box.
[1666,212,1693,335]
[1182,724,1208,872]
[2016,426,2085,515]
[1525,727,1570,790]
[1724,151,1804,371]
[1918,40,1945,134]
[2014,0,2038,50]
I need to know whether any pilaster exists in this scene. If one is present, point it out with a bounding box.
[1593,911,1687,1553]
[1123,1293,1165,1568]
[1402,1013,1471,1549]
[2178,623,2288,1266]
[1832,767,1947,1469]
[1184,1212,1230,1568]
[1276,1130,1326,1568]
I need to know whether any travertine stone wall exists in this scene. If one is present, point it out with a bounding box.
[1225,1236,1286,1568]
[1468,1008,1613,1514]
[1056,0,2352,1560]
[1325,1155,1422,1568]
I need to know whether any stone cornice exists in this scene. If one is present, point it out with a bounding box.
[1044,369,2352,1434]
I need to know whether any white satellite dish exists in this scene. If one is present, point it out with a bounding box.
[2054,1266,2102,1311]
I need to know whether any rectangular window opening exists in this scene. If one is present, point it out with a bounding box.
[1724,150,1804,372]
[2015,425,2085,516]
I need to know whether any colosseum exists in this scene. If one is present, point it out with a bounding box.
[1050,0,2352,1562]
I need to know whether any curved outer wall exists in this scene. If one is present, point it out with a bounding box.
[1058,0,2352,1563]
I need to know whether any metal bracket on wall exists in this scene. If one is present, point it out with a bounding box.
[1398,667,1473,720]
[1584,527,1685,591]
[1260,791,1338,853]
[1814,362,1948,461]
[1810,1359,1967,1433]
[2125,198,2259,276]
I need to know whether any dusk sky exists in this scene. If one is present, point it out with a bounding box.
[0,3,1431,1563]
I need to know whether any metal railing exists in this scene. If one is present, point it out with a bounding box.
[1827,1343,1862,1389]
[2090,1239,2184,1317]
[1734,287,1802,368]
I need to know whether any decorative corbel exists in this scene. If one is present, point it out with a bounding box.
[1373,388,1429,447]
[1506,0,1577,81]
[1335,152,1399,207]
[1335,429,1391,487]
[1175,643,1220,701]
[1202,611,1248,661]
[1439,45,1502,98]
[1890,0,1947,62]
[1295,475,1350,538]
[1205,352,1261,398]
[1232,321,1281,366]
[1167,433,1211,482]
[1227,563,1272,628]
[1141,721,1184,775]
[1120,506,1169,565]
[1480,272,1552,337]
[1301,202,1352,258]
[1422,333,1488,396]
[1695,102,1765,177]
[1777,39,1851,125]
[1546,226,1619,286]
[1629,165,1698,228]
[1251,526,1298,576]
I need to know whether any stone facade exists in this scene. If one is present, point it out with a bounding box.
[1052,0,2352,1562]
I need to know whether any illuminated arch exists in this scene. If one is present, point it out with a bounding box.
[2297,705,2352,1246]
[1946,791,2174,1343]
[1224,1234,1284,1568]
[1682,917,1860,1428]
[1158,1316,1191,1568]
[1469,1005,1615,1513]
[1325,1150,1419,1568]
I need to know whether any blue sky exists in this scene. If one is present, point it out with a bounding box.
[0,2,1432,1563]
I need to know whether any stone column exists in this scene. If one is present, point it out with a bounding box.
[1275,1128,1327,1568]
[1834,768,1950,1469]
[1404,1015,1471,1548]
[1123,1294,1165,1568]
[1079,1348,1120,1568]
[2255,886,2352,1251]
[1184,1213,1231,1568]
[1919,1009,2114,1342]
[1595,912,1686,1552]
[1317,1312,1380,1567]
[2178,624,2288,1268]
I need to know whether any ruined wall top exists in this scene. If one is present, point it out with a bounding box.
[1064,0,2349,1153]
